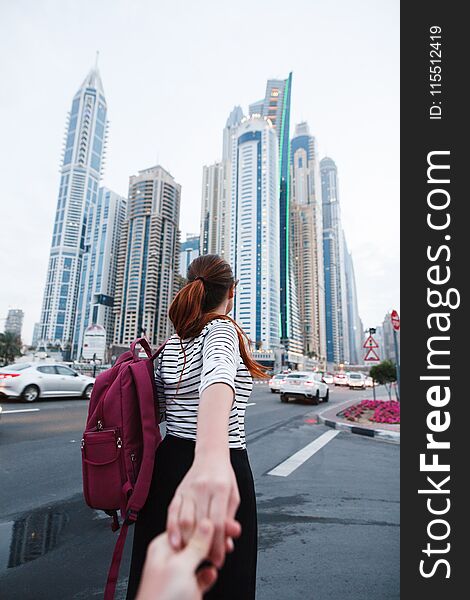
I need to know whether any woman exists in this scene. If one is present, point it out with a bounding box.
[127,254,267,599]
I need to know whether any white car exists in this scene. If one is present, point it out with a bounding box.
[269,374,287,393]
[0,362,95,402]
[347,372,366,390]
[365,376,374,388]
[280,371,329,404]
[333,372,349,386]
[322,372,334,385]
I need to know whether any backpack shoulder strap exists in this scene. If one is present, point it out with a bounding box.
[126,341,167,519]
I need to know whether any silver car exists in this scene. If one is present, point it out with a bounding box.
[0,362,95,402]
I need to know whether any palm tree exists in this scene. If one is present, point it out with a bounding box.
[0,331,23,365]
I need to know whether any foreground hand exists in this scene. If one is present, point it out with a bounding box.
[167,454,241,568]
[136,519,218,600]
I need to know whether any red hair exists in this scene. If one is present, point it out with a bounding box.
[169,255,268,379]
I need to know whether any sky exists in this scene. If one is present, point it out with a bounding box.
[0,0,399,346]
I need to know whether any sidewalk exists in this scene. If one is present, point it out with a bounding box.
[319,398,400,443]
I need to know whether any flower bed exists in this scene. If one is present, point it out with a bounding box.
[342,400,400,424]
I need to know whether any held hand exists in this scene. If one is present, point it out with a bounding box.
[166,453,241,568]
[136,519,218,600]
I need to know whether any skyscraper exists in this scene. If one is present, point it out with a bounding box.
[220,107,244,260]
[200,162,224,255]
[344,235,363,365]
[290,123,326,361]
[38,64,108,358]
[321,157,350,365]
[200,107,244,262]
[250,73,302,354]
[4,309,24,338]
[72,187,127,359]
[229,116,280,350]
[179,234,200,278]
[113,165,181,347]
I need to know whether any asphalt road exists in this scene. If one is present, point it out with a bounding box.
[0,384,399,599]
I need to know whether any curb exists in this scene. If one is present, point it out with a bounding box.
[318,401,400,443]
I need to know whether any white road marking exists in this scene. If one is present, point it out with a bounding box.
[247,402,256,406]
[1,408,40,414]
[268,430,340,477]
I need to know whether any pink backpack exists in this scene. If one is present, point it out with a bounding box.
[81,337,166,600]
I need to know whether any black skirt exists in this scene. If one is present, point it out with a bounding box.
[126,434,258,599]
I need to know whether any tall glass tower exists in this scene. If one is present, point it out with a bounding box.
[321,157,350,365]
[113,165,181,347]
[290,123,326,362]
[38,64,107,358]
[250,73,302,355]
[229,116,280,351]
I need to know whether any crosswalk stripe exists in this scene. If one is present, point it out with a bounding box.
[268,430,340,477]
[1,408,41,414]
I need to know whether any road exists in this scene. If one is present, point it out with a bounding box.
[0,384,399,599]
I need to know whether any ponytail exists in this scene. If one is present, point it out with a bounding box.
[168,255,269,379]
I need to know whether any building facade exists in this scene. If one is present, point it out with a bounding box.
[32,322,41,347]
[72,187,126,359]
[179,234,200,278]
[321,157,350,365]
[4,309,24,338]
[229,116,280,351]
[290,123,326,362]
[113,166,181,347]
[200,162,224,256]
[38,66,107,358]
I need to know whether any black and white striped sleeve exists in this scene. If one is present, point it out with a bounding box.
[199,320,240,398]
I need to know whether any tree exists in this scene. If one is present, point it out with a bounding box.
[0,332,23,366]
[369,360,397,400]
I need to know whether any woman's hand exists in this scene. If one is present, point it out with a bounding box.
[166,451,241,568]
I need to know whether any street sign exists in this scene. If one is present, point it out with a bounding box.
[363,335,379,349]
[82,324,106,361]
[391,309,400,331]
[364,348,380,362]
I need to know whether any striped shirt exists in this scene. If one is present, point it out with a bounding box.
[154,318,253,449]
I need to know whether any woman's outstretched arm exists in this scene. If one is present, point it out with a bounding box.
[166,320,242,568]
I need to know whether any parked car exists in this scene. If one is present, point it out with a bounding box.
[279,371,329,404]
[333,372,348,386]
[0,362,95,402]
[347,372,366,390]
[322,372,334,385]
[269,373,287,393]
[365,376,374,388]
